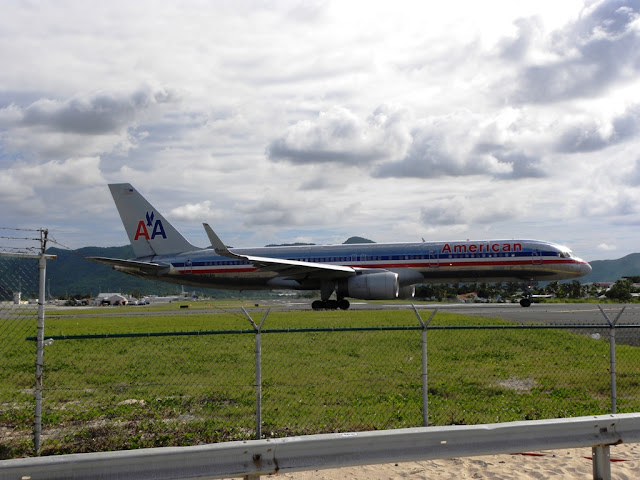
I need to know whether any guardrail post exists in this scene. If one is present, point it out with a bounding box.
[242,307,270,441]
[412,305,437,427]
[598,305,625,414]
[592,444,611,480]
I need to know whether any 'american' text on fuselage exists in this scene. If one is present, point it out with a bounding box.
[441,242,523,255]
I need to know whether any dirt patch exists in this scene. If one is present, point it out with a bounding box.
[496,376,537,393]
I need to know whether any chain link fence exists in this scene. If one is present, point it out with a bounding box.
[0,228,47,458]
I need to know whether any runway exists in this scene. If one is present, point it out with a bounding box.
[37,299,640,347]
[266,299,639,325]
[383,302,640,325]
[263,300,640,346]
[44,299,640,327]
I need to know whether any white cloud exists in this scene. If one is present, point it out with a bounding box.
[555,103,640,152]
[267,105,411,166]
[0,86,179,160]
[508,0,640,104]
[17,157,105,186]
[420,195,525,229]
[20,88,175,135]
[0,174,35,204]
[169,201,216,222]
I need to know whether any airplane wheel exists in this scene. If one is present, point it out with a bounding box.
[325,300,339,310]
[312,300,325,310]
[519,298,531,307]
[338,299,350,310]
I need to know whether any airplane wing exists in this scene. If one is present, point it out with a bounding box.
[245,256,356,278]
[203,223,356,279]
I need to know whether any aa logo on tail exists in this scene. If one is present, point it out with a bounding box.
[134,211,167,240]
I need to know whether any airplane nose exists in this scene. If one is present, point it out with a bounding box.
[580,261,592,276]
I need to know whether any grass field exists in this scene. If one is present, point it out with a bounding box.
[2,302,640,458]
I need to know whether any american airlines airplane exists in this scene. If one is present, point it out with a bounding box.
[90,183,592,309]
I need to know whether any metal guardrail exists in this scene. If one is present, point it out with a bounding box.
[2,413,640,480]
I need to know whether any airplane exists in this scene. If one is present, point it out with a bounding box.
[90,183,592,309]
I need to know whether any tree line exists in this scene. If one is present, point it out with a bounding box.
[415,278,640,303]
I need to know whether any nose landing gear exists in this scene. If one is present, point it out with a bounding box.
[519,281,535,307]
[519,297,532,307]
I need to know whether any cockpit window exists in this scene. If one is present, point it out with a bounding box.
[558,250,573,259]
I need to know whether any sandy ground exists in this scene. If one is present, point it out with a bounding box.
[269,443,639,479]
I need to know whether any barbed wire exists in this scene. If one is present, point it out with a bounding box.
[0,228,47,254]
[0,227,43,232]
[0,245,40,252]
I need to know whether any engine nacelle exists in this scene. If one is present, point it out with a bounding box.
[398,285,415,299]
[340,272,399,300]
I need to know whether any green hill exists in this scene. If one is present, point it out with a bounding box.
[343,236,375,244]
[45,246,173,297]
[580,253,640,283]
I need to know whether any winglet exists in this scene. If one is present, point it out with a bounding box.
[203,223,244,260]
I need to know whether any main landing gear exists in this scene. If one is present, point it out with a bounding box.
[311,299,350,310]
[312,281,350,310]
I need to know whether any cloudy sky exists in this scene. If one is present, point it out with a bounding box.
[1,0,639,261]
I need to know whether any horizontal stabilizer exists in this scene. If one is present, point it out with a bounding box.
[88,256,170,274]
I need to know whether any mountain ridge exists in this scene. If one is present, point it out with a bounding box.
[582,253,640,283]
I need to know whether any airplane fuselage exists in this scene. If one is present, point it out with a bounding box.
[121,239,590,290]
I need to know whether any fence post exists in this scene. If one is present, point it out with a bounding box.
[412,305,437,427]
[34,229,48,455]
[242,307,270,440]
[598,305,625,414]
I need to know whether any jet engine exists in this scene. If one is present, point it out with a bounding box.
[339,271,399,300]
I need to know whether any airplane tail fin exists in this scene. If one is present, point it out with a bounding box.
[108,183,199,258]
